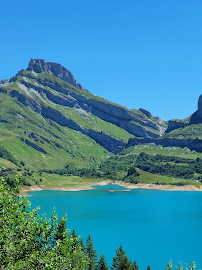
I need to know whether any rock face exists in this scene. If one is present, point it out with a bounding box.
[139,108,151,118]
[190,95,202,124]
[27,59,88,92]
[164,95,202,133]
[9,89,124,154]
[198,95,202,110]
[165,120,187,133]
[10,65,163,139]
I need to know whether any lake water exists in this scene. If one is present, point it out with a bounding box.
[29,185,202,270]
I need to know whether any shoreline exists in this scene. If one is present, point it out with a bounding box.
[95,181,202,192]
[21,180,202,196]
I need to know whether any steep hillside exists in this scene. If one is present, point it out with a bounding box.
[0,59,166,170]
[126,94,202,153]
[158,95,202,150]
[164,94,202,136]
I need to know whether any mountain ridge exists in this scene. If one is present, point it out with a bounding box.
[0,59,202,189]
[27,59,88,92]
[0,59,166,170]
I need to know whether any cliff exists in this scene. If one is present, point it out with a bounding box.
[190,95,202,124]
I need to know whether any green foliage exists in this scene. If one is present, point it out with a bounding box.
[0,145,17,165]
[97,154,137,180]
[166,260,197,270]
[96,253,109,270]
[111,245,132,270]
[124,167,140,183]
[54,217,67,242]
[0,178,199,269]
[79,237,85,251]
[0,177,88,269]
[132,260,139,270]
[86,235,98,270]
[20,160,25,166]
[70,229,80,253]
[135,152,196,179]
[43,149,202,186]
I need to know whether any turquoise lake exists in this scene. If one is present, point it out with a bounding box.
[29,185,202,270]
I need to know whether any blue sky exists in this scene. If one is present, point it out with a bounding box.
[0,0,201,120]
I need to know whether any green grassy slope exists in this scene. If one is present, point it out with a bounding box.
[2,60,201,189]
[0,92,110,170]
[162,123,202,140]
[121,144,202,159]
[0,62,167,172]
[93,144,202,187]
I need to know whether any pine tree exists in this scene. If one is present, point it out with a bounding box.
[80,237,85,251]
[111,245,132,270]
[146,266,151,270]
[96,253,109,270]
[54,216,67,242]
[166,260,173,270]
[132,260,139,270]
[70,229,80,252]
[86,234,98,270]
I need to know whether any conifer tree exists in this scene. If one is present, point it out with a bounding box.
[146,266,151,270]
[132,260,139,270]
[70,229,80,252]
[111,245,132,270]
[86,234,98,270]
[80,237,85,251]
[54,217,67,242]
[0,178,89,269]
[166,260,173,270]
[96,253,109,270]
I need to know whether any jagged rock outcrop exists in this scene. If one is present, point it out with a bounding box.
[19,80,76,108]
[165,120,188,133]
[21,138,48,154]
[87,130,124,155]
[27,59,88,92]
[10,90,41,113]
[190,95,202,124]
[164,95,202,133]
[139,108,151,118]
[41,106,84,133]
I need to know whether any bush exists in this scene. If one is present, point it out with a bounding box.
[0,177,88,269]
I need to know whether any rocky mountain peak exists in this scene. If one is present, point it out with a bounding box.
[139,108,151,118]
[190,94,202,124]
[27,59,88,92]
[198,95,202,111]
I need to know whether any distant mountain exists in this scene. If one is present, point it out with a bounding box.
[0,59,166,170]
[127,94,202,152]
[163,94,202,138]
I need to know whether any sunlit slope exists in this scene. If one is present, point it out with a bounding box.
[0,59,166,169]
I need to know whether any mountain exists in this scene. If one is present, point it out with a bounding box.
[162,94,202,139]
[127,94,202,152]
[0,59,166,170]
